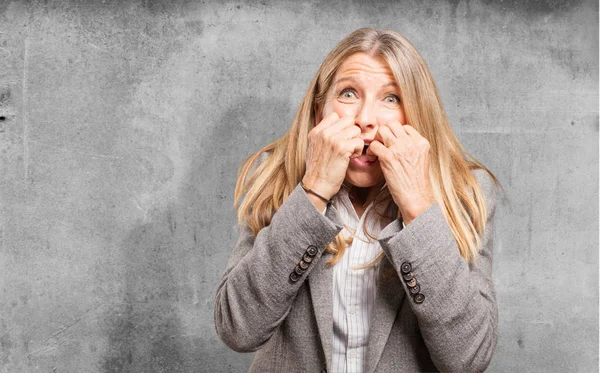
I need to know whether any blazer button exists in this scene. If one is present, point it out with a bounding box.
[294,265,306,276]
[306,245,318,256]
[409,284,421,294]
[406,278,417,288]
[402,272,414,281]
[414,293,425,304]
[302,253,314,263]
[289,272,300,283]
[298,259,310,270]
[400,262,412,274]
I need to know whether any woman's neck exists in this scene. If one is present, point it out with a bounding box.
[348,185,380,219]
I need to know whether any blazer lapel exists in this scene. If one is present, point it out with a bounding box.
[365,255,405,373]
[308,251,334,372]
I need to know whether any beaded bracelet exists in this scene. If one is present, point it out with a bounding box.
[300,181,334,207]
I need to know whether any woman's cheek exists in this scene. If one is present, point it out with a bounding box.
[327,101,358,118]
[320,101,335,118]
[386,106,406,124]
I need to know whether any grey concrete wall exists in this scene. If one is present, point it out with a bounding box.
[0,0,596,372]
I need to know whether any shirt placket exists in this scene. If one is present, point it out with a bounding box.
[344,204,371,372]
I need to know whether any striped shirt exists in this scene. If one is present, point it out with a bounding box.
[330,187,394,373]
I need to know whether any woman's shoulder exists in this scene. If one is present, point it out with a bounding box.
[471,168,495,189]
[470,167,500,208]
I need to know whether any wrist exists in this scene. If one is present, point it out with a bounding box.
[305,192,329,213]
[301,175,336,200]
[399,199,436,225]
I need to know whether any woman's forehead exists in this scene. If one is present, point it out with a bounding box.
[334,52,396,84]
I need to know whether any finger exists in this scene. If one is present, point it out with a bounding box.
[384,120,406,138]
[400,125,430,153]
[339,124,361,140]
[322,115,356,137]
[366,140,389,160]
[348,138,365,158]
[384,120,410,142]
[315,112,341,129]
[377,125,397,147]
[402,125,421,138]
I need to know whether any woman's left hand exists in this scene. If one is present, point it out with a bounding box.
[366,121,436,225]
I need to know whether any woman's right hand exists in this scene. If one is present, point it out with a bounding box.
[303,112,364,199]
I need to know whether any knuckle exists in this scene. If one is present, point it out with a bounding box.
[331,139,342,151]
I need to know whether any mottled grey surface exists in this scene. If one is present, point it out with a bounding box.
[0,0,597,372]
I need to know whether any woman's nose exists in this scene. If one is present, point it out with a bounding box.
[354,99,377,131]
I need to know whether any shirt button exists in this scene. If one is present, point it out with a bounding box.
[349,307,356,314]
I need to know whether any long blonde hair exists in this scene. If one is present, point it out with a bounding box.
[234,28,498,266]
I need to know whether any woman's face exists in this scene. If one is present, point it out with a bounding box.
[321,52,406,189]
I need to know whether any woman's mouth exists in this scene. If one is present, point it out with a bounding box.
[351,142,378,167]
[362,143,377,161]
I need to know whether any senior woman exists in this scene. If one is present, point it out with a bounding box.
[214,28,499,373]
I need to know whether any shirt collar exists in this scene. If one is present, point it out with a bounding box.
[334,182,391,219]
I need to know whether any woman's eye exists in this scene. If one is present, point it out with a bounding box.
[384,95,401,104]
[339,89,357,100]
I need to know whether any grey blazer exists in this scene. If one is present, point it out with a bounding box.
[214,169,498,372]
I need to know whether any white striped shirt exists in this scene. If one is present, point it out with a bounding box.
[330,187,394,373]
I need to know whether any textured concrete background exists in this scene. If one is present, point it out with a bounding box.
[0,0,597,372]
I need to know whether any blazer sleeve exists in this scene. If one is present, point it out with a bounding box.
[377,169,499,372]
[214,183,344,352]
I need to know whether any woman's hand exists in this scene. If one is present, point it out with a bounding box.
[367,121,435,225]
[303,112,364,199]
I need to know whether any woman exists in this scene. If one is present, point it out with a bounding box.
[214,28,499,373]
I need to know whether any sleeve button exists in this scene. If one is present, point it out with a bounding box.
[409,284,421,294]
[414,293,425,304]
[289,272,300,282]
[400,262,412,274]
[298,260,310,270]
[294,265,306,275]
[302,253,314,263]
[402,272,414,281]
[406,278,417,288]
[306,245,318,256]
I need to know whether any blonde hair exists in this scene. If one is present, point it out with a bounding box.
[234,28,498,266]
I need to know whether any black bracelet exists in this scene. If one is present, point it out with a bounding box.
[300,181,334,207]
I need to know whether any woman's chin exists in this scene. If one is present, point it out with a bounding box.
[344,168,384,189]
